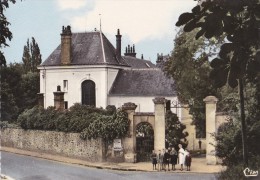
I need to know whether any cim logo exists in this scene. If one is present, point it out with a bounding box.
[243,167,258,177]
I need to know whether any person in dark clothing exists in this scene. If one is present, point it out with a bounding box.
[185,150,192,171]
[170,147,178,170]
[150,150,157,170]
[163,149,171,171]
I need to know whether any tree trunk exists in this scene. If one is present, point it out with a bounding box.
[238,78,248,167]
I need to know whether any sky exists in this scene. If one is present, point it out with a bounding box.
[4,0,197,64]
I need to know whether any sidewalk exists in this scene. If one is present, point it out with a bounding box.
[1,147,226,174]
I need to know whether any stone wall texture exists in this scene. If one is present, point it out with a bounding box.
[1,128,104,162]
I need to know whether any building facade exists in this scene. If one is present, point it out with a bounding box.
[38,26,178,113]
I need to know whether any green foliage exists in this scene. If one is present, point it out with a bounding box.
[216,114,260,166]
[164,28,221,103]
[22,37,42,72]
[218,156,260,180]
[0,0,17,66]
[165,110,188,149]
[1,63,40,122]
[176,0,260,166]
[213,80,260,179]
[215,119,243,166]
[164,28,224,137]
[80,109,130,141]
[20,72,40,110]
[218,163,246,180]
[17,104,130,142]
[1,64,22,122]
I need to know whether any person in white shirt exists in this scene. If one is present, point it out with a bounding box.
[178,144,185,171]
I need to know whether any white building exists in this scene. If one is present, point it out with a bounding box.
[38,26,178,113]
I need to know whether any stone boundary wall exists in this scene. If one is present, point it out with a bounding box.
[1,128,104,162]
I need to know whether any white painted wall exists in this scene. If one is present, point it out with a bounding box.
[39,65,120,109]
[39,65,180,118]
[108,96,181,117]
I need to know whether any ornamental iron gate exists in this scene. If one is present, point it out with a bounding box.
[135,122,154,162]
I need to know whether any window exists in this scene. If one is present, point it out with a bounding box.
[64,101,68,109]
[63,80,68,92]
[81,80,96,106]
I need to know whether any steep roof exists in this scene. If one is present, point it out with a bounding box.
[109,69,176,96]
[41,31,128,66]
[123,56,156,68]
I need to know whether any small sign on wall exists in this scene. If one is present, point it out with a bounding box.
[113,138,122,151]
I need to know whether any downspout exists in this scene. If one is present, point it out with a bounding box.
[43,65,46,108]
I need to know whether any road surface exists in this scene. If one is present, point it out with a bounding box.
[1,151,218,180]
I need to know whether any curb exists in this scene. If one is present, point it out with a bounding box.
[1,148,224,174]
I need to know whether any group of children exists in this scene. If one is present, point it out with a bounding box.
[150,144,192,171]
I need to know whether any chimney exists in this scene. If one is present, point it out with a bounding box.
[61,25,72,65]
[116,29,122,58]
[124,44,136,57]
[156,53,164,68]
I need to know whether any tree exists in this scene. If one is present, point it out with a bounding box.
[164,28,224,137]
[1,63,22,122]
[1,62,40,122]
[20,72,40,111]
[22,40,31,72]
[215,80,260,176]
[176,0,260,167]
[0,0,17,66]
[22,37,42,72]
[165,110,188,149]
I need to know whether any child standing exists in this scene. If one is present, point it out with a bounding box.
[170,147,178,171]
[157,150,164,171]
[163,149,170,171]
[151,150,157,170]
[185,150,192,171]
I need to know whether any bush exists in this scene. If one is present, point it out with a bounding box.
[218,156,260,180]
[218,164,246,180]
[80,109,130,141]
[17,104,130,141]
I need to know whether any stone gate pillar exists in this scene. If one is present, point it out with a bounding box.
[153,97,167,151]
[122,102,137,163]
[53,85,65,110]
[203,96,218,165]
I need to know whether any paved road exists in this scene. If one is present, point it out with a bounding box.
[1,152,218,180]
